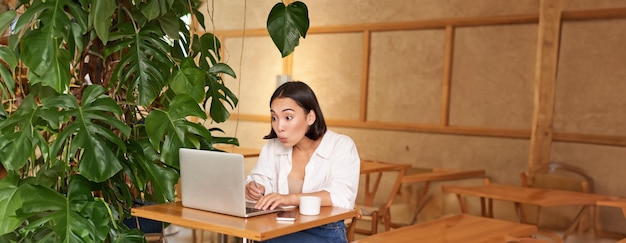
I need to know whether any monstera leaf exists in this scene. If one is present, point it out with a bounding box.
[145,94,208,167]
[47,85,131,183]
[0,95,48,171]
[205,70,238,123]
[169,57,207,103]
[267,1,310,57]
[125,140,179,203]
[107,23,172,106]
[0,175,22,235]
[14,0,86,93]
[16,175,127,242]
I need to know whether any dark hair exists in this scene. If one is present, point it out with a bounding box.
[264,81,327,140]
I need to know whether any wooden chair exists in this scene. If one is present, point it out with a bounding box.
[354,161,409,235]
[345,204,363,241]
[518,162,595,241]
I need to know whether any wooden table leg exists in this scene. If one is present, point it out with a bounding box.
[455,193,468,214]
[407,181,432,225]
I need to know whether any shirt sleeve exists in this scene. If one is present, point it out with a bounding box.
[322,135,361,209]
[245,141,278,194]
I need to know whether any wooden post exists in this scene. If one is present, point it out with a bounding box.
[528,0,563,171]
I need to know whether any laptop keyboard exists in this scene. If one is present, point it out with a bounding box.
[246,207,275,214]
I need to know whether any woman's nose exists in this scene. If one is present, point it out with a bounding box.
[274,121,283,131]
[277,121,284,131]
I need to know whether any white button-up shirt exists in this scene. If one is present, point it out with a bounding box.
[246,130,360,209]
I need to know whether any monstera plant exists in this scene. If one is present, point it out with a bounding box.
[0,0,308,242]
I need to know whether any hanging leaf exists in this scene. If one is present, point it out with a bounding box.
[267,1,309,57]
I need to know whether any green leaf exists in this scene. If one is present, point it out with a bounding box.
[0,95,42,170]
[267,1,309,57]
[0,10,16,37]
[0,46,17,98]
[140,0,174,20]
[169,58,206,102]
[108,24,171,106]
[91,0,116,44]
[46,86,130,182]
[158,11,181,39]
[209,63,237,79]
[145,95,207,163]
[17,0,84,93]
[17,176,109,242]
[192,33,222,69]
[204,75,238,123]
[0,46,17,70]
[0,175,24,235]
[127,142,178,201]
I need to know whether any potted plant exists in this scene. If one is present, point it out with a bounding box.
[0,0,308,241]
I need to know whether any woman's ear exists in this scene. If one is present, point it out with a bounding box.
[307,110,316,126]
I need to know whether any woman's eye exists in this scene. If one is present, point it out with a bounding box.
[286,116,293,120]
[271,116,277,121]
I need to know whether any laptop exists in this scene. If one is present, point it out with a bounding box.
[179,148,281,217]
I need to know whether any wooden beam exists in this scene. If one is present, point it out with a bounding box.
[528,0,563,171]
[213,15,538,38]
[360,30,371,122]
[229,114,626,147]
[441,25,455,126]
[211,7,626,38]
[562,7,626,20]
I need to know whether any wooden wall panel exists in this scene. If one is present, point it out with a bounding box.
[556,19,626,136]
[368,30,445,124]
[450,24,536,129]
[292,33,363,121]
[222,37,281,116]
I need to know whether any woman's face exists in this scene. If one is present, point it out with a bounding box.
[270,97,315,147]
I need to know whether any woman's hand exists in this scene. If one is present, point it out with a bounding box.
[245,181,265,201]
[255,193,297,210]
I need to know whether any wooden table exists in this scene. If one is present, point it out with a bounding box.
[131,201,356,242]
[597,198,626,217]
[443,183,613,240]
[352,214,538,243]
[401,167,486,225]
[597,198,626,243]
[443,183,612,214]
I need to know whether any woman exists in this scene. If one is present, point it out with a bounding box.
[245,81,360,243]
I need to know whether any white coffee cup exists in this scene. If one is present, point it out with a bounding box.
[299,196,321,215]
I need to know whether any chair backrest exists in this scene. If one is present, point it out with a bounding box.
[522,162,594,193]
[360,161,410,208]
